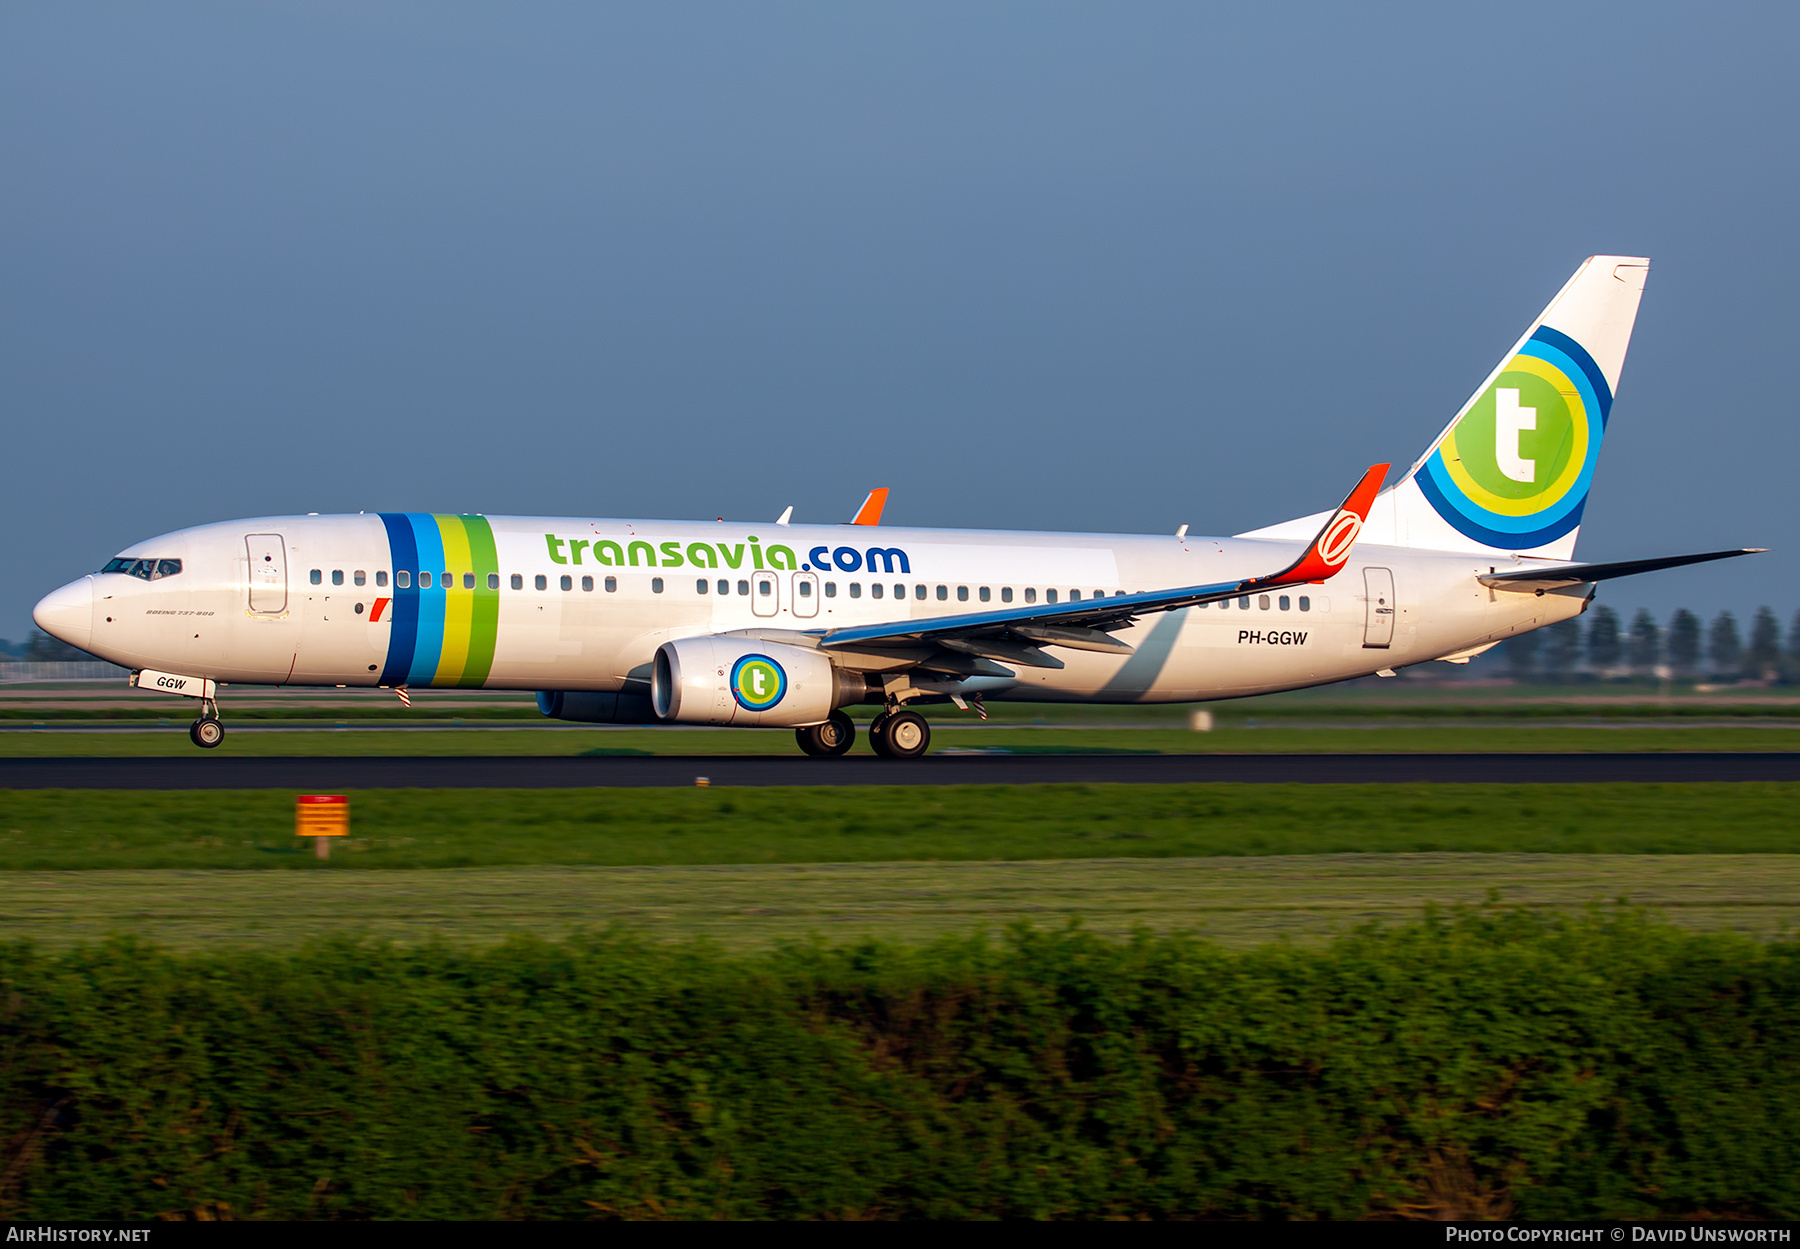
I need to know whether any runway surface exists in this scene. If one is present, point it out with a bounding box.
[3,753,1799,789]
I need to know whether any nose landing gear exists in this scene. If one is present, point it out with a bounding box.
[189,697,224,749]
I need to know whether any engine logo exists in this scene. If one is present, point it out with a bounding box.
[730,654,787,711]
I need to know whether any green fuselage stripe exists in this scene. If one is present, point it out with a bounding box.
[460,516,501,687]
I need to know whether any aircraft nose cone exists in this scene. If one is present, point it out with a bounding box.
[32,578,94,653]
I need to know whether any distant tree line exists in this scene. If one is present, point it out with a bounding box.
[1498,605,1796,684]
[0,631,90,661]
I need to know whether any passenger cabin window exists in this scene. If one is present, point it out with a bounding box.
[1069,589,1080,601]
[1279,595,1290,611]
[511,574,523,590]
[824,582,836,597]
[464,574,475,589]
[419,571,433,588]
[440,572,449,588]
[978,587,990,602]
[331,570,344,586]
[936,585,948,601]
[799,581,812,597]
[956,585,968,602]
[696,578,709,594]
[605,577,617,592]
[582,576,593,591]
[396,571,411,588]
[1024,588,1036,603]
[717,579,729,595]
[894,584,905,599]
[757,579,771,596]
[1046,589,1058,604]
[1001,587,1013,603]
[310,569,322,585]
[354,570,367,586]
[1259,595,1270,610]
[534,574,547,590]
[869,584,882,599]
[652,578,665,594]
[737,579,750,596]
[1238,595,1250,609]
[1299,596,1311,612]
[376,571,388,587]
[560,575,572,591]
[488,574,500,590]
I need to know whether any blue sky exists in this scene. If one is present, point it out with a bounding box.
[3,2,1795,641]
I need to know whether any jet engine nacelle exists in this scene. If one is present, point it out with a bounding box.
[652,637,848,727]
[535,690,658,724]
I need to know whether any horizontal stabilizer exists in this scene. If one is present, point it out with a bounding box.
[1478,548,1765,592]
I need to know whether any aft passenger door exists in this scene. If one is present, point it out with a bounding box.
[751,571,779,617]
[246,534,288,613]
[1362,567,1395,648]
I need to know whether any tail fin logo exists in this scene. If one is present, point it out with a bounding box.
[1314,512,1363,568]
[1416,327,1613,549]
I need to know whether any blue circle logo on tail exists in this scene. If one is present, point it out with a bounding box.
[1416,326,1613,549]
[730,654,787,710]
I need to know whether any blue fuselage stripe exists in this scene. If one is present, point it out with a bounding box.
[405,514,447,687]
[378,514,419,688]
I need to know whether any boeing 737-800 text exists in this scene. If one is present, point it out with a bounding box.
[31,256,1761,755]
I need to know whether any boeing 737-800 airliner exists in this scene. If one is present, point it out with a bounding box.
[31,256,1761,756]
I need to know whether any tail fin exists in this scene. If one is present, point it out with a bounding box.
[1239,256,1649,560]
[1393,255,1648,558]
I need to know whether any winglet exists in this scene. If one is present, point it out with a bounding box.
[1241,464,1389,591]
[850,488,889,526]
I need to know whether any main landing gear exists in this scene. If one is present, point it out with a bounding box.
[796,709,857,756]
[868,708,930,760]
[795,707,932,758]
[189,697,224,749]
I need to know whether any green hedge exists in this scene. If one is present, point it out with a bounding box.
[1,910,1796,1219]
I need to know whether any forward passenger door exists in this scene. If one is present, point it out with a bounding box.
[246,534,288,613]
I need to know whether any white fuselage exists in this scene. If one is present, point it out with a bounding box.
[36,513,1585,705]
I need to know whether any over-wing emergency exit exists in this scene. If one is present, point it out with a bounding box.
[32,256,1763,755]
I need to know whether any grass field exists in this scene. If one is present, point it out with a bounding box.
[4,854,1795,951]
[4,722,1800,755]
[1,782,1795,870]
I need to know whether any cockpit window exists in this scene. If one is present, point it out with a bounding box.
[101,558,181,580]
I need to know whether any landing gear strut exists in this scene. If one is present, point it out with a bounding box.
[869,708,930,759]
[796,709,857,757]
[189,697,224,749]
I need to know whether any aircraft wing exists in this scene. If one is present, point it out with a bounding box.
[812,464,1388,674]
[1477,548,1766,592]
